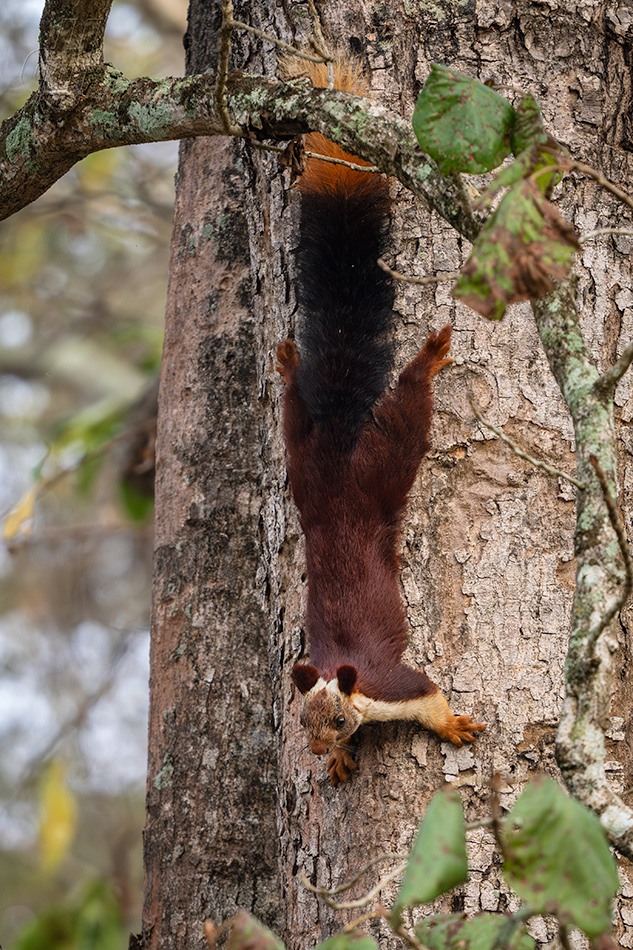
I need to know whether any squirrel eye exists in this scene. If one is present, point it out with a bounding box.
[335,715,346,730]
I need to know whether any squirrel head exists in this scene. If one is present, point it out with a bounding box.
[291,663,363,756]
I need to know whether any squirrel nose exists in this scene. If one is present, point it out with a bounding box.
[309,741,329,756]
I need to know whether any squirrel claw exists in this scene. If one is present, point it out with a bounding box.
[441,715,486,746]
[438,716,486,745]
[327,747,357,786]
[276,339,300,384]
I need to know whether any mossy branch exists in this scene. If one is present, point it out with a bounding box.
[38,0,114,99]
[533,285,633,860]
[0,0,478,237]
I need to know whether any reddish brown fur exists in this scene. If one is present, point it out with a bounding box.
[277,328,452,702]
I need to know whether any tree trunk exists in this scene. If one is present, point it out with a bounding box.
[142,129,281,944]
[143,1,633,948]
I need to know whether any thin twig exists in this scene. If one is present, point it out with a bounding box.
[306,0,330,60]
[377,258,461,286]
[585,456,633,655]
[0,416,156,530]
[558,924,573,950]
[19,628,141,787]
[230,19,329,63]
[465,817,495,831]
[249,144,374,166]
[469,398,585,490]
[569,158,633,213]
[248,141,286,154]
[306,150,379,173]
[6,522,150,550]
[342,909,387,933]
[301,861,408,910]
[593,340,633,397]
[326,863,408,910]
[393,923,431,950]
[540,148,633,213]
[301,853,407,898]
[215,0,242,135]
[580,227,633,244]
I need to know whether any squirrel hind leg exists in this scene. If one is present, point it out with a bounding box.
[422,324,453,379]
[276,339,300,385]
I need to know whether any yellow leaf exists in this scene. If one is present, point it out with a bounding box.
[2,484,38,541]
[39,761,78,872]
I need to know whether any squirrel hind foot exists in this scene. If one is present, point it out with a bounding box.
[276,339,300,384]
[327,747,358,786]
[440,715,487,746]
[423,324,453,379]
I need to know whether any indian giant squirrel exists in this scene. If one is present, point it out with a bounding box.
[276,58,486,785]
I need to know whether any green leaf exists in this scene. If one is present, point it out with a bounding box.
[51,400,123,455]
[412,64,515,174]
[415,913,535,950]
[76,453,106,496]
[227,911,286,950]
[10,879,124,950]
[119,480,154,522]
[476,146,562,212]
[511,95,548,156]
[501,776,619,938]
[316,934,378,950]
[454,180,580,320]
[390,789,467,925]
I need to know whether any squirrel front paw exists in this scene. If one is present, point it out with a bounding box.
[327,747,358,786]
[440,714,486,746]
[276,339,300,385]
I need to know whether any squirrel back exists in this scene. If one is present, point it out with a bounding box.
[291,59,395,439]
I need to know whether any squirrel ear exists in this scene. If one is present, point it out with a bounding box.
[336,665,358,695]
[292,664,320,694]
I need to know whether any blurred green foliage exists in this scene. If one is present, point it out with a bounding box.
[0,1,185,946]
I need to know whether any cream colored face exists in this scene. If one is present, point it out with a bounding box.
[300,678,363,755]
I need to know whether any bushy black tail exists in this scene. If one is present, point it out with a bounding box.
[296,179,395,439]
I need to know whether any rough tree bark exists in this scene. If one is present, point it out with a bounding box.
[143,1,633,948]
[13,0,630,948]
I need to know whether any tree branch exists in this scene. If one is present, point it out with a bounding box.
[0,68,479,237]
[586,455,633,655]
[593,340,633,398]
[469,398,585,490]
[532,283,633,860]
[38,0,114,101]
[377,258,461,286]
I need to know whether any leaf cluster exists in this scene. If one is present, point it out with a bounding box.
[211,778,618,950]
[412,64,580,319]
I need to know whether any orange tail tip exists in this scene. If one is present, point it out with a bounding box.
[280,53,380,196]
[279,54,369,97]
